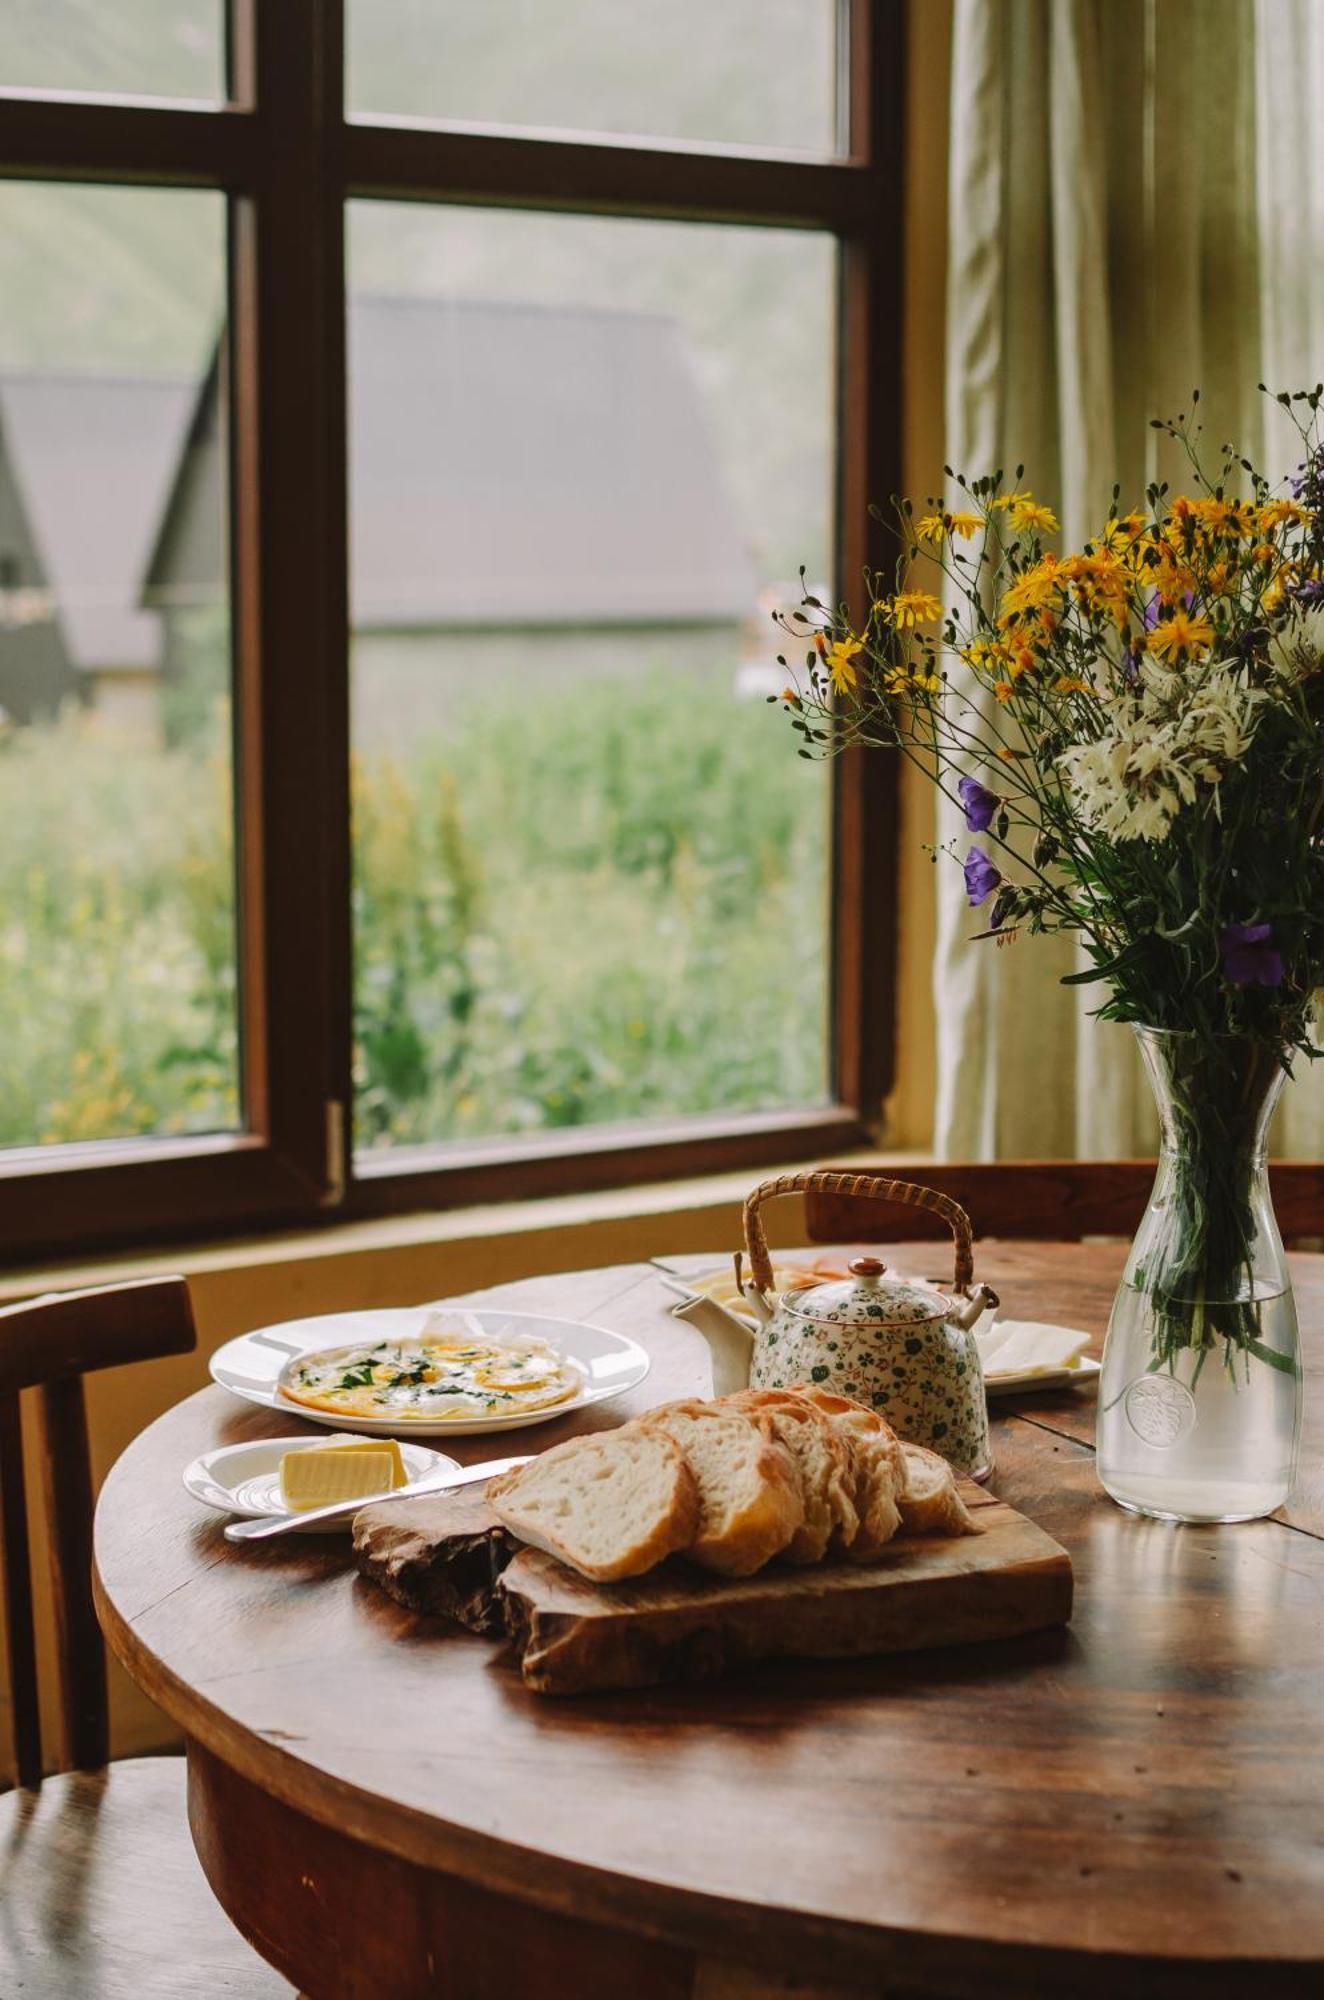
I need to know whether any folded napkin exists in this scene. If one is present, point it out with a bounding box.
[975,1319,1091,1378]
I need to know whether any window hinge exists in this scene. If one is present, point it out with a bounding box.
[322,1098,347,1208]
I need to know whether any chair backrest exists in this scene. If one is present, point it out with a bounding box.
[803,1161,1324,1246]
[0,1276,196,1787]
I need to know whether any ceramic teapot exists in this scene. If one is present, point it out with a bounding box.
[717,1170,998,1479]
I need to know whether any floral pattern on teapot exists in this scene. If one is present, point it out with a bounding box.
[741,1256,996,1478]
[749,1312,991,1476]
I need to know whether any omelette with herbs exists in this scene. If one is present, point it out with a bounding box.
[278,1318,583,1422]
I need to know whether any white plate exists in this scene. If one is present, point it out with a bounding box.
[209,1305,650,1436]
[985,1355,1101,1397]
[183,1435,460,1532]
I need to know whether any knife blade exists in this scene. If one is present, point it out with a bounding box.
[222,1452,532,1543]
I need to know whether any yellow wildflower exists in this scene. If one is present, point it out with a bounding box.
[1185,496,1255,539]
[780,686,799,703]
[1264,565,1295,611]
[1101,510,1148,546]
[993,679,1016,703]
[961,637,1009,672]
[915,509,980,543]
[991,490,1030,512]
[1008,497,1060,535]
[998,555,1063,623]
[886,590,944,630]
[823,635,863,693]
[1060,548,1130,624]
[1257,499,1307,532]
[1148,608,1214,661]
[1054,675,1090,694]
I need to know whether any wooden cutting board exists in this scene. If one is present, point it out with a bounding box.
[354,1480,1073,1696]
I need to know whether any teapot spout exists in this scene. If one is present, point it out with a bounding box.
[671,1293,756,1397]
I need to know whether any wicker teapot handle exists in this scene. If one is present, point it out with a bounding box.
[741,1169,976,1298]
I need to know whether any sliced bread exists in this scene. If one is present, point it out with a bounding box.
[638,1400,804,1577]
[723,1389,857,1564]
[486,1427,699,1583]
[797,1388,904,1560]
[897,1442,978,1537]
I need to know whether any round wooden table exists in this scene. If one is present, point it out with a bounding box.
[94,1244,1324,2000]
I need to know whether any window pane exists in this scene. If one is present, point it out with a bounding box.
[0,0,223,101]
[348,203,834,1153]
[0,182,237,1148]
[348,0,842,156]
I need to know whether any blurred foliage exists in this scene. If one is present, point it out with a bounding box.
[0,680,827,1150]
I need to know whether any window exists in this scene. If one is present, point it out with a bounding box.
[0,0,902,1258]
[0,0,224,102]
[348,205,836,1154]
[0,182,235,1154]
[347,0,842,156]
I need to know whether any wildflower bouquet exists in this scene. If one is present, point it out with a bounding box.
[777,389,1324,1411]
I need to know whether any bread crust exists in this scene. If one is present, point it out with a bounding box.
[897,1442,978,1537]
[487,1430,700,1582]
[722,1388,858,1563]
[636,1400,804,1577]
[796,1387,905,1559]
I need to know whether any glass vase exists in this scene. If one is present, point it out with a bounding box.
[1096,1026,1303,1524]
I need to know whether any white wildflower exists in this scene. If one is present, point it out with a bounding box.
[1267,602,1324,682]
[1057,659,1264,843]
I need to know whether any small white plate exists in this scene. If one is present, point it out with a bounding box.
[985,1356,1101,1397]
[209,1305,650,1436]
[183,1435,460,1533]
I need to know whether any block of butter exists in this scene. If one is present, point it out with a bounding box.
[975,1319,1091,1378]
[279,1434,408,1513]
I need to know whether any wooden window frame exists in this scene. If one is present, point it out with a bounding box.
[0,0,906,1262]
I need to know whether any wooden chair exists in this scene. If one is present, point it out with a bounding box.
[0,1277,290,1997]
[801,1161,1324,1247]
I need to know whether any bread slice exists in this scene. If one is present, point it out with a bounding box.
[486,1428,699,1583]
[797,1389,904,1560]
[897,1443,978,1537]
[638,1400,803,1577]
[723,1389,857,1564]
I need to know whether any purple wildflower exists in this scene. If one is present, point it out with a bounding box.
[1293,578,1324,608]
[963,846,1001,909]
[1143,591,1163,631]
[1120,642,1142,684]
[958,776,998,833]
[1220,923,1285,989]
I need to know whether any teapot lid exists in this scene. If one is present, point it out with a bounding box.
[780,1255,953,1329]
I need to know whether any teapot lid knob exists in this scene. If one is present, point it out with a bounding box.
[848,1255,887,1278]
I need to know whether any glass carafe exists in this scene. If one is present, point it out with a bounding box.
[1096,1027,1303,1524]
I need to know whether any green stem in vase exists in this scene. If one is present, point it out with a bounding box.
[1132,1031,1296,1380]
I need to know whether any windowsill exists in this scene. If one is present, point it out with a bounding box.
[0,1145,924,1306]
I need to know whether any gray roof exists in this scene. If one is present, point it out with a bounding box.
[0,295,756,679]
[344,296,755,626]
[0,372,196,672]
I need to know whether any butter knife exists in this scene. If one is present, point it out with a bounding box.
[223,1452,532,1543]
